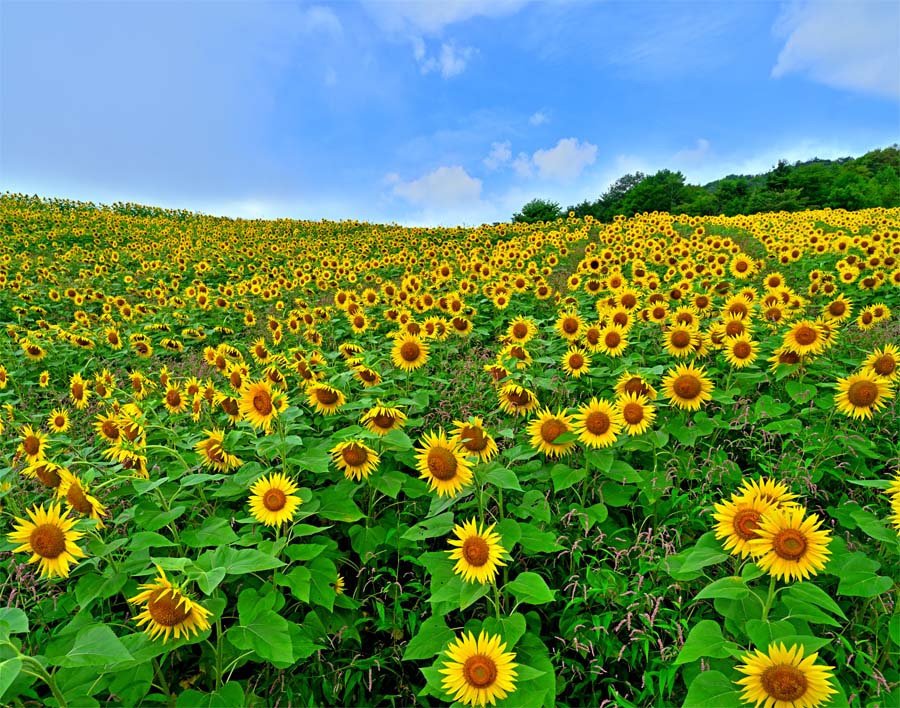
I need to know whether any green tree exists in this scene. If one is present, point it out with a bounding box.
[512,198,563,224]
[621,170,686,215]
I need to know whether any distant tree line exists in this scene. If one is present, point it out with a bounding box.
[511,145,900,223]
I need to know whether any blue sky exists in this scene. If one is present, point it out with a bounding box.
[2,1,898,225]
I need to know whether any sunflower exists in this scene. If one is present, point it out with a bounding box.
[748,506,832,582]
[616,392,656,436]
[729,254,757,279]
[834,370,894,420]
[574,397,622,448]
[736,643,835,708]
[506,317,537,344]
[528,407,576,458]
[497,382,538,417]
[663,324,699,359]
[331,440,380,481]
[0,364,8,389]
[38,370,50,388]
[248,472,302,526]
[162,383,187,415]
[440,630,518,707]
[415,430,473,497]
[306,382,346,415]
[862,343,899,382]
[239,379,287,431]
[360,402,407,436]
[555,311,584,342]
[662,362,714,411]
[69,373,91,410]
[561,347,591,378]
[446,519,507,584]
[7,502,86,578]
[737,477,798,508]
[614,371,658,401]
[129,566,212,643]
[498,343,532,370]
[781,320,827,357]
[23,460,64,488]
[195,428,242,472]
[712,493,777,558]
[57,469,107,526]
[47,408,71,434]
[597,324,629,357]
[821,294,853,322]
[723,335,759,369]
[451,417,499,462]
[391,334,430,372]
[18,424,49,463]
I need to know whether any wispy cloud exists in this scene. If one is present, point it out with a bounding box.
[772,0,899,99]
[483,141,512,170]
[529,111,549,126]
[392,165,482,208]
[418,41,477,78]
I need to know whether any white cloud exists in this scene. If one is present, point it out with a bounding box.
[532,137,598,181]
[672,138,712,165]
[419,41,476,78]
[299,5,343,37]
[529,111,549,126]
[361,1,527,35]
[393,165,482,208]
[772,1,899,99]
[512,151,533,177]
[483,141,512,170]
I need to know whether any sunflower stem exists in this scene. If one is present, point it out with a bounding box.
[491,581,503,620]
[18,656,67,708]
[215,616,224,690]
[152,657,174,705]
[760,574,777,622]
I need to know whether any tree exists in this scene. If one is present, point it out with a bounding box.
[512,199,563,224]
[621,170,686,215]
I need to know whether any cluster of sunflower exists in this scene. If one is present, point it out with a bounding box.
[712,477,837,707]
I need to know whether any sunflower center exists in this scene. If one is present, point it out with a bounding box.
[263,488,287,511]
[72,383,84,399]
[673,375,701,400]
[540,419,567,444]
[586,328,600,345]
[562,318,579,334]
[735,260,749,272]
[512,323,528,339]
[463,655,498,689]
[733,341,752,359]
[732,508,762,540]
[861,312,873,324]
[462,536,490,567]
[872,355,895,376]
[250,389,273,415]
[372,412,397,429]
[605,331,621,348]
[230,371,243,388]
[568,353,585,369]
[204,441,225,464]
[794,325,818,346]
[623,377,646,396]
[34,463,62,487]
[30,524,66,558]
[509,346,527,360]
[847,381,878,407]
[148,589,190,627]
[760,664,808,702]
[427,447,458,480]
[671,330,691,348]
[613,312,629,327]
[54,415,66,428]
[315,388,338,405]
[828,301,846,316]
[585,411,611,435]
[359,369,377,383]
[779,351,800,365]
[342,444,368,467]
[166,390,181,408]
[622,402,644,425]
[400,341,421,362]
[506,390,531,406]
[66,482,94,514]
[23,435,41,456]
[459,426,487,452]
[222,398,239,416]
[773,528,807,561]
[725,320,744,337]
[621,293,637,308]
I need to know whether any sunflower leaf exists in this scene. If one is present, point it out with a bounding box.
[507,572,555,606]
[681,669,742,708]
[57,625,133,668]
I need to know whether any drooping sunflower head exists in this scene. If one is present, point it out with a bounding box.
[248,472,302,526]
[451,417,499,462]
[129,566,213,643]
[440,630,518,707]
[360,402,407,436]
[497,383,538,417]
[57,469,107,525]
[446,519,508,585]
[194,428,242,472]
[614,371,658,401]
[305,382,346,416]
[736,642,835,708]
[415,430,473,498]
[7,502,87,578]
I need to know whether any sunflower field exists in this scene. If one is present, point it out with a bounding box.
[0,193,898,708]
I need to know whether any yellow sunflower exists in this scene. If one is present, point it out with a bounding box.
[162,383,187,415]
[69,373,91,410]
[748,506,832,582]
[18,424,49,463]
[7,502,87,578]
[736,642,835,708]
[248,472,302,526]
[446,519,507,584]
[47,408,71,434]
[723,335,759,369]
[57,469,107,526]
[440,630,518,707]
[415,430,473,497]
[451,417,499,462]
[194,428,242,472]
[555,311,584,342]
[616,392,656,436]
[528,407,576,458]
[306,382,347,415]
[331,440,380,481]
[23,460,64,488]
[360,402,407,436]
[573,397,621,448]
[712,493,777,558]
[129,566,212,643]
[862,343,899,382]
[663,324,699,359]
[391,334,430,372]
[597,324,629,357]
[496,382,538,417]
[834,370,894,420]
[662,362,714,411]
[239,379,287,431]
[614,371,658,401]
[561,347,592,378]
[506,316,537,344]
[781,319,827,357]
[737,477,798,508]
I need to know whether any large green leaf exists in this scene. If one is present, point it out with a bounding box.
[507,572,555,605]
[675,620,740,664]
[682,670,742,708]
[403,615,455,661]
[227,611,293,665]
[56,625,134,668]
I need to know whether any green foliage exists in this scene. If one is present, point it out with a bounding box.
[512,198,564,224]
